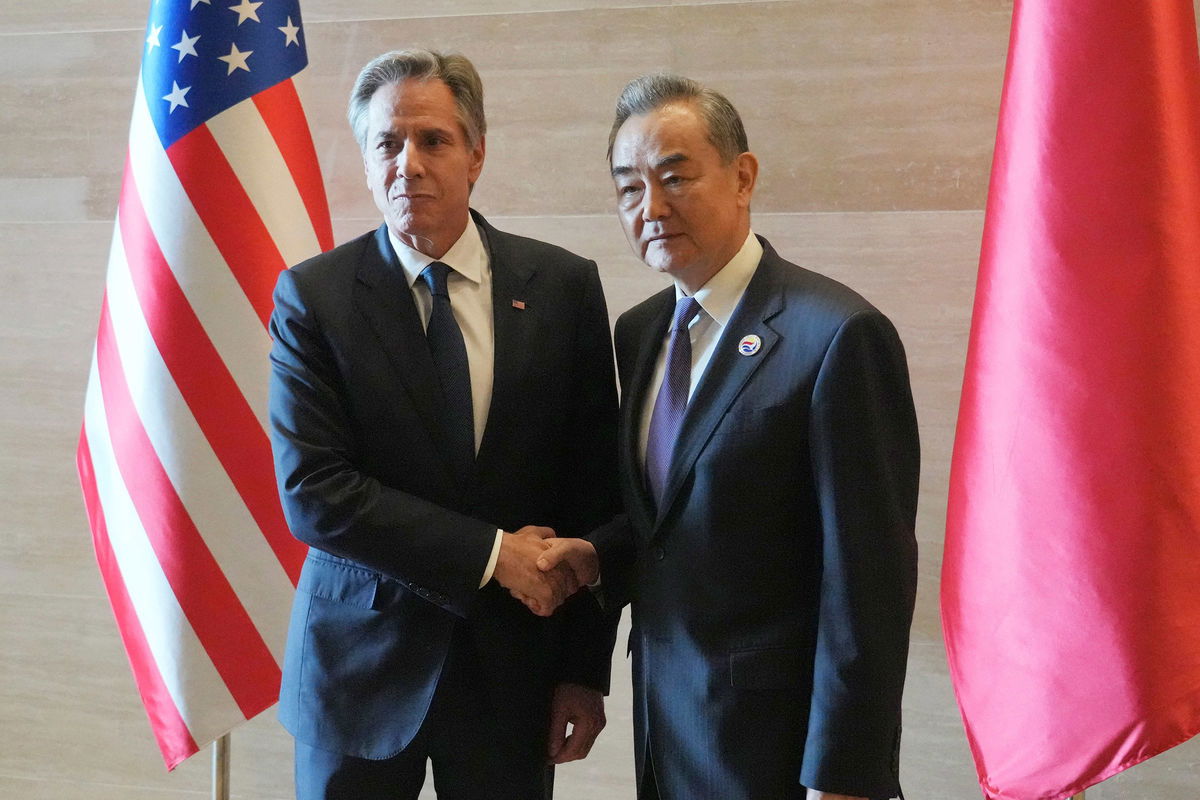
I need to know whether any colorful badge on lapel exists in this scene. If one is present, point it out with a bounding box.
[738,334,762,356]
[511,299,526,310]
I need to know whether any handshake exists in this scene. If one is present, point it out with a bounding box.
[492,526,599,616]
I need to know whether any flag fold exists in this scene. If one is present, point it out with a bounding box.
[77,0,331,769]
[942,2,1200,798]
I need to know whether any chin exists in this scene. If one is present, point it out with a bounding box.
[388,210,426,235]
[640,254,673,274]
[643,249,692,279]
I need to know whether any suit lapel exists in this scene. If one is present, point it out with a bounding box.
[352,225,457,483]
[654,253,784,530]
[622,290,675,538]
[475,214,537,471]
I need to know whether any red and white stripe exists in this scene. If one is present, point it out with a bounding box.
[77,74,331,769]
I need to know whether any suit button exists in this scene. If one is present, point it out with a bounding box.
[653,546,665,561]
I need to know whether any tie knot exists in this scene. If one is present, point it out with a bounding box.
[672,296,701,332]
[420,262,452,298]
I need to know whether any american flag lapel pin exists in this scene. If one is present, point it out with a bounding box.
[511,299,526,310]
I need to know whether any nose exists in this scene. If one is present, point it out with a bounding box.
[396,143,424,179]
[641,182,670,222]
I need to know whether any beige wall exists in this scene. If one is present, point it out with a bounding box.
[2,2,1199,798]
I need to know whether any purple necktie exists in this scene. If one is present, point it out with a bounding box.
[645,296,701,509]
[420,262,475,470]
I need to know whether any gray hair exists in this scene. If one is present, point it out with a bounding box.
[348,49,486,151]
[607,74,749,164]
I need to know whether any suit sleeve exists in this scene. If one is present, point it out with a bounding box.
[268,267,497,618]
[585,513,637,612]
[554,262,622,693]
[582,310,642,613]
[800,309,919,798]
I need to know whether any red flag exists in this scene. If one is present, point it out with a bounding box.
[942,1,1200,797]
[75,0,330,769]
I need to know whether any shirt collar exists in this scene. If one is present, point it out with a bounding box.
[388,216,488,288]
[676,231,763,328]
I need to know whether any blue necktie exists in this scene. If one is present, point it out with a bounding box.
[645,296,701,509]
[420,262,475,470]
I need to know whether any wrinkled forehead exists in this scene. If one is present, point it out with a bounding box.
[611,103,717,171]
[365,78,461,132]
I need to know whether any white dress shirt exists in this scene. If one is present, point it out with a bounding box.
[388,221,503,586]
[638,231,764,467]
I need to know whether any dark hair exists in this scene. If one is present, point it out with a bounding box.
[607,73,748,163]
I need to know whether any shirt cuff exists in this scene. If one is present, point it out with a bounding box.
[479,529,504,588]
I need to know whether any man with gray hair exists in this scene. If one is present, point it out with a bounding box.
[268,49,619,799]
[538,74,920,799]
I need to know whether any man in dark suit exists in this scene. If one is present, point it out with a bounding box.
[537,75,919,799]
[268,49,619,800]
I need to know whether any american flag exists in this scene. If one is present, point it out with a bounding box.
[76,0,331,769]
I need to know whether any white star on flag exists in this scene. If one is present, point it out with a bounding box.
[162,81,190,113]
[190,0,211,7]
[218,43,253,74]
[146,24,163,50]
[228,0,263,25]
[278,17,301,46]
[171,30,200,62]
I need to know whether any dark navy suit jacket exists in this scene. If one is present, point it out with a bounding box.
[269,212,619,760]
[591,237,919,799]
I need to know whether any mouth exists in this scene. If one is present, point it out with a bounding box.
[645,233,681,245]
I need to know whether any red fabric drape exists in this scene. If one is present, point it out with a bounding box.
[942,2,1200,798]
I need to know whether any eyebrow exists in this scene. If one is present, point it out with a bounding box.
[373,125,456,142]
[610,152,689,178]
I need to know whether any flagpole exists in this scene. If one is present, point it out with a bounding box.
[1070,792,1085,799]
[212,734,230,800]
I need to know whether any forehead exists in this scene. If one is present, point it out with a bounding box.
[612,101,718,167]
[366,78,459,131]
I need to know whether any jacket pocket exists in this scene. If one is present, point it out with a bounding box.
[297,553,379,609]
[728,645,803,691]
[710,402,790,437]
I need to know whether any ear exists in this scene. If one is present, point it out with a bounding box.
[467,135,486,186]
[735,151,758,208]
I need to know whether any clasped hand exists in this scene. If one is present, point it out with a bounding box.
[492,527,599,616]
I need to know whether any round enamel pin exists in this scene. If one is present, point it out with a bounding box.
[737,334,762,356]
